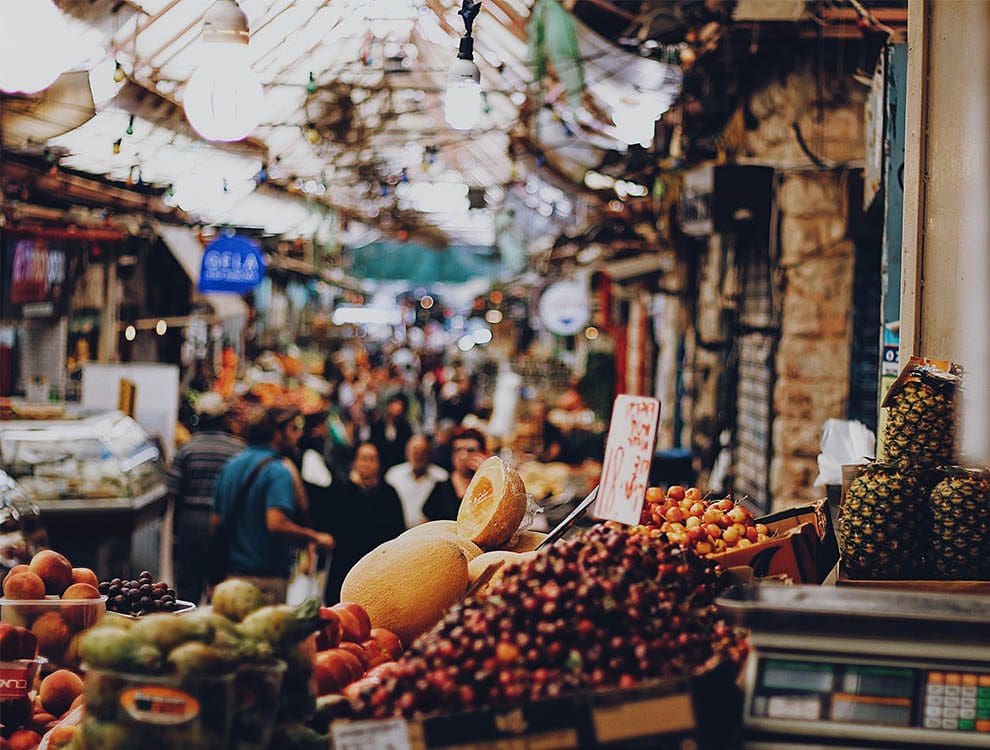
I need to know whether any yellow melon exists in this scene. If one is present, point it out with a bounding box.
[340,536,469,645]
[504,530,547,553]
[400,522,483,561]
[467,550,526,585]
[456,457,527,549]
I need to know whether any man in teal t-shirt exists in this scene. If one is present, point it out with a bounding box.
[211,407,335,604]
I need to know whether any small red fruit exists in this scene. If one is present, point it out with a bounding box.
[369,628,403,660]
[666,485,686,502]
[337,641,370,670]
[332,603,371,642]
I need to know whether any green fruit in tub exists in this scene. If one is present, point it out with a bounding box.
[238,599,319,651]
[79,626,162,672]
[132,612,213,652]
[211,579,265,622]
[80,716,140,750]
[166,641,231,677]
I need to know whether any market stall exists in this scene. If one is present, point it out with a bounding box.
[0,412,169,581]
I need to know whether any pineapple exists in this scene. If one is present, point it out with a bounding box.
[840,462,922,579]
[928,469,990,579]
[882,367,959,468]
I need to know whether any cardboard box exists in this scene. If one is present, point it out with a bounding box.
[710,499,837,584]
[330,659,741,750]
[836,560,990,595]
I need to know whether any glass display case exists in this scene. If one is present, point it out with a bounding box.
[0,412,164,505]
[0,470,48,575]
[0,412,169,580]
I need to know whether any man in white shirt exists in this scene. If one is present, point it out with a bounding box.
[384,434,448,528]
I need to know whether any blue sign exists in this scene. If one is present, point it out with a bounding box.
[198,234,266,294]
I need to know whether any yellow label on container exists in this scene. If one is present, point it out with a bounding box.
[120,685,200,725]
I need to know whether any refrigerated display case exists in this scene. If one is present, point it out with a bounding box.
[0,412,169,580]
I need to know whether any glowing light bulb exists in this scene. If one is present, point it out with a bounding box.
[0,0,70,93]
[445,57,481,131]
[184,1,263,142]
[124,326,136,342]
[156,320,168,336]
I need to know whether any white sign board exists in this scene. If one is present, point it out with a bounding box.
[331,718,411,750]
[538,281,590,336]
[81,362,180,463]
[593,395,661,525]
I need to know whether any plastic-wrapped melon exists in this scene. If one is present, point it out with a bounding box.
[455,457,527,549]
[399,521,483,561]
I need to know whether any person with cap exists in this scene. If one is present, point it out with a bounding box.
[166,392,245,605]
[211,406,335,605]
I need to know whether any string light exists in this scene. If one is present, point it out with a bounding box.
[113,138,122,155]
[113,60,127,83]
[306,72,317,95]
[444,0,482,131]
[125,115,135,136]
[304,123,321,145]
[184,0,263,142]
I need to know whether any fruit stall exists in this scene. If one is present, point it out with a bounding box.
[2,364,990,749]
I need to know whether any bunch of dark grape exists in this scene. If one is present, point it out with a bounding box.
[98,570,179,615]
[347,523,746,720]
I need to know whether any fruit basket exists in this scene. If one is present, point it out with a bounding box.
[0,597,106,668]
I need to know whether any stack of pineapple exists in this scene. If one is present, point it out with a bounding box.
[840,362,988,580]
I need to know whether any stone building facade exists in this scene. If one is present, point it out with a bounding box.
[666,65,870,511]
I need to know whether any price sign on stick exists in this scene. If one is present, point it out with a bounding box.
[593,395,661,525]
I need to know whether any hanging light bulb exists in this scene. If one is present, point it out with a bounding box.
[444,1,482,131]
[125,116,135,136]
[0,0,70,94]
[184,0,263,142]
[113,60,127,83]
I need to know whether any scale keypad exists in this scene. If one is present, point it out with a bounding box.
[923,672,990,732]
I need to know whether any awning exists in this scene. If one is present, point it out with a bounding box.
[153,221,249,323]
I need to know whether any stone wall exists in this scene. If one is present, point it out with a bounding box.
[743,66,864,509]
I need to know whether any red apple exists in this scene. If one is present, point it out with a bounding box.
[337,641,370,670]
[317,607,343,649]
[360,639,389,668]
[366,661,398,681]
[370,628,403,660]
[333,602,371,642]
[342,676,380,700]
[313,649,364,695]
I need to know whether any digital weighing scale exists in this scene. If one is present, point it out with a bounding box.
[719,585,990,749]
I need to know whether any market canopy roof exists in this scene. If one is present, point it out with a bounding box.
[4,0,682,253]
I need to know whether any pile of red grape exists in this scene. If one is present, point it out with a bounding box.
[346,523,746,720]
[98,571,179,616]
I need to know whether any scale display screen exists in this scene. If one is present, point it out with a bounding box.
[750,657,990,735]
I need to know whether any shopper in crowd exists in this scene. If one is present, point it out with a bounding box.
[323,442,405,604]
[430,419,456,472]
[385,434,449,528]
[371,392,414,471]
[423,427,488,521]
[533,401,572,464]
[211,407,335,605]
[166,392,244,605]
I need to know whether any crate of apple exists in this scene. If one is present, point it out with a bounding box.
[638,486,771,556]
[312,603,404,698]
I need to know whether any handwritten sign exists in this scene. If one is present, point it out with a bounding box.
[593,395,660,525]
[332,718,412,750]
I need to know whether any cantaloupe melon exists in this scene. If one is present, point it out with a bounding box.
[504,530,547,553]
[400,522,483,561]
[467,551,526,585]
[340,537,469,646]
[456,457,527,549]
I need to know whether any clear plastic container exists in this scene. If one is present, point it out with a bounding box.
[231,659,287,750]
[0,658,42,738]
[83,666,236,750]
[0,596,106,669]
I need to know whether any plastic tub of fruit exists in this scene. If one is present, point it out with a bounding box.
[231,658,287,750]
[0,657,44,737]
[0,597,106,669]
[82,666,236,750]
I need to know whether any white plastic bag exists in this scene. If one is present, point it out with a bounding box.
[815,419,876,486]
